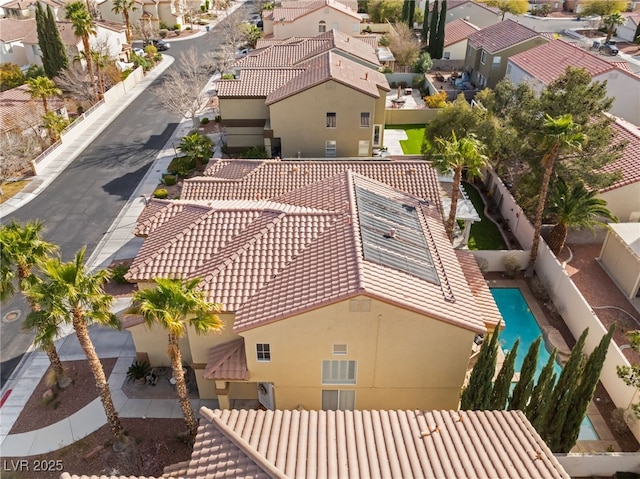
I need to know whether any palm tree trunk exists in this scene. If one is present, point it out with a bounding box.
[168,333,198,439]
[81,35,96,100]
[446,167,462,242]
[44,343,72,388]
[547,222,567,256]
[528,148,557,270]
[42,97,49,113]
[72,310,124,440]
[124,9,131,44]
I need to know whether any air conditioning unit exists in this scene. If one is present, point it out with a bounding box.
[257,382,274,410]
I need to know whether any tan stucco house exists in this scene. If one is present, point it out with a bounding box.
[507,39,640,126]
[97,0,185,33]
[217,30,389,157]
[424,0,501,28]
[125,161,503,412]
[443,18,479,61]
[263,0,362,39]
[464,19,550,89]
[599,223,640,300]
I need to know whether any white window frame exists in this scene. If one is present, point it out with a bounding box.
[372,124,382,147]
[325,140,336,157]
[256,343,271,362]
[480,50,487,65]
[322,360,357,385]
[318,20,326,33]
[333,344,348,355]
[443,51,451,60]
[322,389,355,410]
[326,112,336,128]
[491,56,501,70]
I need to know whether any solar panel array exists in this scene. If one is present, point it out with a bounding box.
[355,186,440,285]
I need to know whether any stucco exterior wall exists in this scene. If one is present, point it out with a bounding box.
[186,313,239,365]
[219,97,269,120]
[599,230,640,298]
[269,80,386,158]
[599,183,640,223]
[272,9,360,38]
[128,322,192,366]
[0,41,28,67]
[239,296,476,411]
[594,71,640,126]
[444,4,500,28]
[443,39,469,61]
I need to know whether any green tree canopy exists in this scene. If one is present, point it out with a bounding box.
[460,325,500,410]
[485,0,528,20]
[579,0,627,16]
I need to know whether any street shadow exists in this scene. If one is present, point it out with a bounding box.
[101,162,153,199]
[145,123,179,150]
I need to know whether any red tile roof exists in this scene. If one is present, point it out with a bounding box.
[0,84,65,133]
[599,116,640,193]
[204,339,249,380]
[216,68,305,98]
[468,19,543,53]
[170,407,570,479]
[127,170,488,334]
[508,39,637,85]
[0,17,36,42]
[271,0,360,23]
[444,18,480,47]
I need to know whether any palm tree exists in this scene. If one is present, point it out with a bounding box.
[25,76,62,114]
[0,221,69,386]
[27,247,125,442]
[178,132,214,170]
[111,0,137,44]
[546,177,617,255]
[132,278,222,439]
[527,114,587,270]
[431,131,488,241]
[603,11,625,43]
[65,2,96,98]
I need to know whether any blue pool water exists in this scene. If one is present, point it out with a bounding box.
[490,288,599,441]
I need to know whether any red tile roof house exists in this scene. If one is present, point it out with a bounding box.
[617,13,640,43]
[0,84,66,135]
[506,39,640,127]
[124,160,504,413]
[442,18,480,61]
[61,408,571,478]
[424,0,502,29]
[216,30,389,158]
[464,19,551,89]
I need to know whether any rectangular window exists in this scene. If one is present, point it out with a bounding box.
[360,112,370,127]
[322,390,355,410]
[333,344,348,355]
[480,50,487,64]
[443,51,451,60]
[322,360,357,384]
[256,343,271,361]
[372,124,382,146]
[326,140,336,157]
[326,112,336,128]
[2,43,14,54]
[358,140,369,156]
[506,64,511,75]
[492,56,501,70]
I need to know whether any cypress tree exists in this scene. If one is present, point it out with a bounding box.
[489,339,519,410]
[525,348,557,428]
[558,325,615,453]
[634,22,640,43]
[435,0,447,59]
[509,336,541,411]
[46,5,67,77]
[460,324,500,410]
[428,0,439,57]
[408,0,415,27]
[541,328,588,451]
[421,0,430,45]
[402,0,409,24]
[36,3,51,73]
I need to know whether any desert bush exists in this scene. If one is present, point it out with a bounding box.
[222,73,235,79]
[214,115,221,122]
[475,257,489,275]
[241,145,268,159]
[159,20,169,29]
[200,117,209,124]
[126,360,151,382]
[529,276,550,301]
[110,263,130,284]
[163,174,177,186]
[167,156,196,176]
[424,91,448,108]
[153,188,168,199]
[159,29,169,38]
[503,255,521,278]
[173,23,181,31]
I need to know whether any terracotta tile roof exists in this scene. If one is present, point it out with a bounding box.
[0,84,65,133]
[20,20,82,45]
[172,407,569,479]
[444,18,480,47]
[428,0,501,15]
[204,338,249,380]
[216,68,305,98]
[508,39,638,85]
[128,169,488,334]
[265,51,388,104]
[599,116,640,193]
[455,251,503,330]
[271,0,360,23]
[468,19,542,53]
[0,17,35,42]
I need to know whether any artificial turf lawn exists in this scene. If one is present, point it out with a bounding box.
[462,182,508,250]
[385,124,426,155]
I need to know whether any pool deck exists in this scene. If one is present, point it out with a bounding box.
[487,278,620,453]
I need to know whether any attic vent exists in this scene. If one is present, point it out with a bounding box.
[384,227,397,239]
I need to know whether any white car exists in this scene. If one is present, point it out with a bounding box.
[132,47,145,56]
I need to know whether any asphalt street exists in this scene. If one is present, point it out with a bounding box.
[0,2,255,389]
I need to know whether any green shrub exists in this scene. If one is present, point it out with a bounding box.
[379,35,390,46]
[110,263,130,284]
[241,145,268,159]
[159,29,169,38]
[214,115,221,122]
[173,23,181,30]
[200,117,209,124]
[153,188,169,199]
[222,73,235,79]
[163,174,177,186]
[168,156,196,176]
[126,360,151,382]
[186,26,192,30]
[159,20,169,29]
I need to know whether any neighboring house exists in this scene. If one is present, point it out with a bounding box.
[153,408,570,479]
[125,162,504,411]
[617,13,640,42]
[263,0,362,39]
[464,19,550,89]
[218,31,388,157]
[424,0,501,28]
[599,223,640,300]
[597,116,640,222]
[506,39,640,126]
[97,0,184,32]
[0,0,69,20]
[0,17,36,67]
[443,18,480,61]
[0,84,66,134]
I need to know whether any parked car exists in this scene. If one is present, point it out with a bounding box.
[132,47,145,56]
[144,39,171,51]
[602,43,618,56]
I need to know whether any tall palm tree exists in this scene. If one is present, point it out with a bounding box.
[0,221,69,386]
[431,131,488,241]
[527,114,587,270]
[178,132,214,170]
[132,278,222,439]
[65,2,96,98]
[603,11,625,43]
[25,76,62,113]
[27,247,125,441]
[112,0,137,44]
[546,177,617,255]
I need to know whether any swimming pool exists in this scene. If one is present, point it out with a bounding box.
[490,287,599,441]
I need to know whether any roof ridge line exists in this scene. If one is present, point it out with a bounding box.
[345,171,367,293]
[201,408,290,479]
